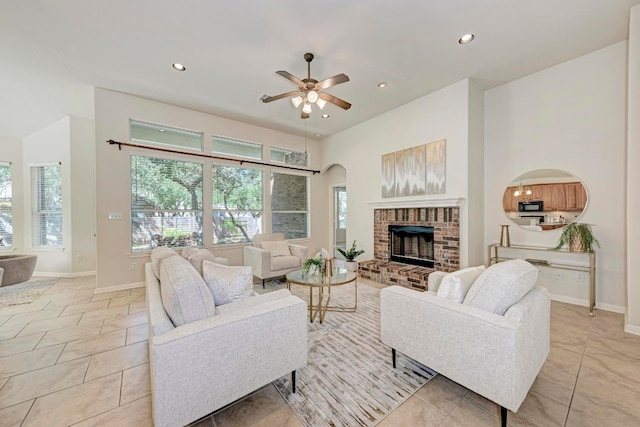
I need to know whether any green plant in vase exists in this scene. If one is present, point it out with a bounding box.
[555,222,600,252]
[337,240,365,272]
[303,257,323,276]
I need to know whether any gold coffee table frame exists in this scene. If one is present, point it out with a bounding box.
[286,268,357,323]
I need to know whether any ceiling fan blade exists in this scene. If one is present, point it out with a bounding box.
[318,92,352,110]
[276,71,305,87]
[262,91,302,103]
[301,111,310,119]
[316,73,350,90]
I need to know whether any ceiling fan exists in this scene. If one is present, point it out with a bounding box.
[262,52,351,119]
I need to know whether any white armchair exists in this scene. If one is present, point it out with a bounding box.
[243,233,309,288]
[380,259,550,427]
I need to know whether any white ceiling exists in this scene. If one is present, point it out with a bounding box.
[1,0,639,141]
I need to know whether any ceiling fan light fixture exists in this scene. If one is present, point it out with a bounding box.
[307,90,319,103]
[321,114,329,119]
[302,103,312,114]
[316,98,327,109]
[291,96,303,108]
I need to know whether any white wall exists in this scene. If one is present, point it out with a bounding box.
[485,42,628,312]
[322,79,480,267]
[94,89,323,289]
[70,117,96,274]
[627,5,640,333]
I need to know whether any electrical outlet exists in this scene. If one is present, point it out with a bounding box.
[75,255,82,262]
[576,272,585,282]
[131,262,138,270]
[554,271,564,280]
[108,212,123,220]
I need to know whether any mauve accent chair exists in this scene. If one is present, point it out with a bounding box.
[0,255,37,286]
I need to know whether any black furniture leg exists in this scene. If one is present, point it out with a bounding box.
[292,370,296,393]
[392,348,396,368]
[501,406,507,427]
[262,279,265,289]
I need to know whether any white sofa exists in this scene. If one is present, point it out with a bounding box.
[243,233,309,288]
[380,259,550,427]
[145,248,308,427]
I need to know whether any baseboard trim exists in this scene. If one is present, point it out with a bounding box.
[624,323,640,336]
[94,282,145,294]
[548,293,625,314]
[32,271,96,278]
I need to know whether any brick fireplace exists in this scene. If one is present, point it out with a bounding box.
[359,206,460,290]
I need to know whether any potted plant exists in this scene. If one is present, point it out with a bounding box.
[303,257,323,276]
[337,240,365,272]
[555,222,600,252]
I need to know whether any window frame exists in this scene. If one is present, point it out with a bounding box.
[0,162,13,248]
[130,152,204,252]
[30,162,63,248]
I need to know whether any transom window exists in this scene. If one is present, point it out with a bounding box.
[270,147,307,166]
[131,120,203,151]
[213,136,262,160]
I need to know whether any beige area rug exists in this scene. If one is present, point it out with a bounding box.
[258,278,436,427]
[0,278,58,308]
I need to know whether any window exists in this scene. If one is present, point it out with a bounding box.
[131,155,203,251]
[0,162,12,247]
[270,147,307,166]
[131,120,203,151]
[212,165,263,244]
[31,164,63,247]
[213,136,262,160]
[271,172,309,239]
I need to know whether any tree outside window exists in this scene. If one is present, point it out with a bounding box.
[212,165,263,244]
[130,155,203,251]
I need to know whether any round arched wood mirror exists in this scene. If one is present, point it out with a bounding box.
[503,169,588,231]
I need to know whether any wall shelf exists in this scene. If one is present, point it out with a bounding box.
[488,243,596,316]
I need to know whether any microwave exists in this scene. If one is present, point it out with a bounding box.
[518,200,544,212]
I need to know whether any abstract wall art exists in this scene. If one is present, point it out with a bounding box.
[381,152,395,198]
[426,139,446,195]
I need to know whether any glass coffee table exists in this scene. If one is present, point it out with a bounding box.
[286,268,357,323]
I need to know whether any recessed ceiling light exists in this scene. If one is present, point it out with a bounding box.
[458,33,474,44]
[158,129,165,132]
[378,82,387,88]
[315,134,322,137]
[322,114,330,119]
[172,63,186,71]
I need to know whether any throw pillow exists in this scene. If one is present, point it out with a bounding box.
[159,255,216,326]
[436,265,486,303]
[202,260,254,306]
[181,245,199,260]
[260,240,291,257]
[427,271,447,292]
[187,249,216,276]
[150,246,179,279]
[463,259,539,315]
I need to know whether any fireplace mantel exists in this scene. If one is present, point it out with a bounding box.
[367,197,465,209]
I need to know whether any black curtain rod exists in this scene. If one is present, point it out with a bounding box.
[107,139,320,174]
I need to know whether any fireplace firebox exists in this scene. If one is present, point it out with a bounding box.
[389,225,435,268]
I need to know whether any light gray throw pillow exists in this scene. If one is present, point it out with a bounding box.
[202,260,253,306]
[187,249,217,276]
[159,255,216,326]
[436,265,486,303]
[463,259,538,315]
[150,246,179,279]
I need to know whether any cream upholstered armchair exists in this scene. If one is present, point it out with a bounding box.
[243,233,309,288]
[381,259,550,427]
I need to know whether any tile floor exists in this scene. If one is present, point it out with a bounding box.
[0,275,639,426]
